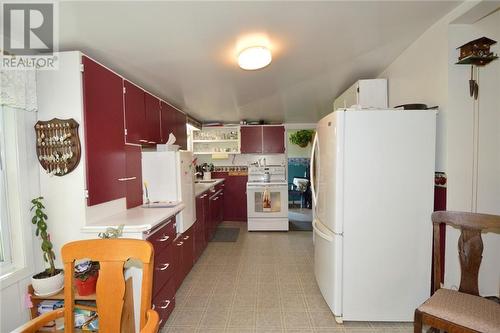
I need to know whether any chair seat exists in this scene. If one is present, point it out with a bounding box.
[418,288,500,333]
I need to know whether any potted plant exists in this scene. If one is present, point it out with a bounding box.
[74,261,100,296]
[289,130,315,148]
[30,197,64,296]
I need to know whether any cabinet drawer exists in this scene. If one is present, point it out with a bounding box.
[146,218,176,254]
[215,181,225,192]
[153,245,174,297]
[153,277,175,329]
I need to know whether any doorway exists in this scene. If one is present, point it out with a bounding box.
[286,129,314,230]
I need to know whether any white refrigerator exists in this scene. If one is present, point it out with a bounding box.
[312,109,436,322]
[142,150,196,234]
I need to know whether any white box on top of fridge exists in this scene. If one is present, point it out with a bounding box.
[141,150,195,234]
[311,109,436,323]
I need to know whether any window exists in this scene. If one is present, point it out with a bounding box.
[0,107,36,284]
[0,114,11,268]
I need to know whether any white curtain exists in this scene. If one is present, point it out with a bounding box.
[0,70,37,112]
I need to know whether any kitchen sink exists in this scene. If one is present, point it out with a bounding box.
[195,180,217,184]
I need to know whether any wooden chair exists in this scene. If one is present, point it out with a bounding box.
[414,211,500,333]
[14,239,159,333]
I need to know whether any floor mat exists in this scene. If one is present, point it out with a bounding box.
[211,227,240,242]
[289,220,313,231]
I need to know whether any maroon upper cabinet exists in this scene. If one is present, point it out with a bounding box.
[124,81,146,145]
[174,110,187,150]
[240,126,263,153]
[262,126,285,153]
[144,93,161,144]
[125,145,143,209]
[160,101,174,144]
[82,56,126,206]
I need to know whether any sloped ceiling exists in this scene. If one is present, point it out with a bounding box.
[59,1,460,123]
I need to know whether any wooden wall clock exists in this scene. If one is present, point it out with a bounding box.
[35,118,81,176]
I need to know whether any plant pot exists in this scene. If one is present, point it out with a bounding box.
[297,142,309,148]
[75,273,98,296]
[31,269,64,296]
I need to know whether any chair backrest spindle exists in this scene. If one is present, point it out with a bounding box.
[431,211,500,296]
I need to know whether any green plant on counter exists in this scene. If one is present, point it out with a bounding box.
[30,197,58,277]
[289,130,315,148]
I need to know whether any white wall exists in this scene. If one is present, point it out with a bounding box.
[445,9,500,297]
[378,1,478,172]
[378,1,500,296]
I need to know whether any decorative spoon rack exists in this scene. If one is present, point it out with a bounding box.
[35,118,81,176]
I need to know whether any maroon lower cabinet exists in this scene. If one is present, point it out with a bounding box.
[262,125,285,153]
[208,193,219,241]
[147,218,177,328]
[147,218,176,256]
[194,193,209,261]
[217,190,224,225]
[202,192,211,243]
[124,145,143,209]
[152,244,174,296]
[181,226,194,278]
[82,56,126,206]
[173,234,184,291]
[210,175,247,222]
[153,277,175,329]
[224,176,247,222]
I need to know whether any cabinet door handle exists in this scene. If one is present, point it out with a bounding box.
[117,177,137,181]
[156,263,170,271]
[158,235,170,242]
[176,241,184,246]
[148,141,156,144]
[159,319,163,325]
[213,197,219,201]
[139,139,149,143]
[160,300,171,309]
[183,235,189,240]
[152,304,156,310]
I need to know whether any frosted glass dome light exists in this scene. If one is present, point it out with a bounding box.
[238,46,272,70]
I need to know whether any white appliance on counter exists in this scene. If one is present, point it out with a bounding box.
[333,79,387,111]
[312,109,436,322]
[247,165,289,231]
[142,150,195,234]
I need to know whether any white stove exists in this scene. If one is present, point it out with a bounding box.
[247,165,289,231]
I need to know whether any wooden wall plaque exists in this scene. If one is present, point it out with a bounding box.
[35,118,81,176]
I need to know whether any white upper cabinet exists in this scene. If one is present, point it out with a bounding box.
[333,79,388,110]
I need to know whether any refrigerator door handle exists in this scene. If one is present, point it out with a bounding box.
[310,132,319,207]
[313,219,334,242]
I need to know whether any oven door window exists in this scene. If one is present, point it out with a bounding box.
[254,190,282,213]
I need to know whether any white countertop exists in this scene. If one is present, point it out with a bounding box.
[81,203,185,233]
[194,178,225,196]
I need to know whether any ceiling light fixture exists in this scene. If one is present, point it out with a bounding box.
[238,46,272,70]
